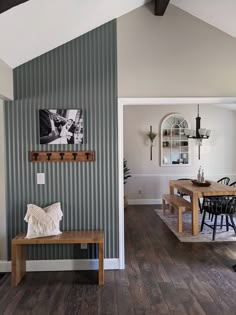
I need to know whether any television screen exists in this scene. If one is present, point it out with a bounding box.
[39,109,84,144]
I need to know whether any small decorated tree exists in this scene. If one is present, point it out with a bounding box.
[147,126,157,160]
[124,159,131,184]
[147,130,157,142]
[124,159,131,209]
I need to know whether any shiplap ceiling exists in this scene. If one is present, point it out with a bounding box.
[0,0,236,68]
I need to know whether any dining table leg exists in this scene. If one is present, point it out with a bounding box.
[192,193,199,236]
[169,182,174,195]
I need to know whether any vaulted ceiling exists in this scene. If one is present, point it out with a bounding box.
[0,0,235,68]
[172,0,236,39]
[0,0,29,14]
[0,0,150,68]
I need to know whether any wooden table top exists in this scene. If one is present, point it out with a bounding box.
[12,230,104,245]
[169,180,236,197]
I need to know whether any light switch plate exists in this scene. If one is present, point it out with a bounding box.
[37,173,45,185]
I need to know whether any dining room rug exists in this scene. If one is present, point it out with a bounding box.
[154,208,236,242]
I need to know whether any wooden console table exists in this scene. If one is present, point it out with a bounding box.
[11,231,104,287]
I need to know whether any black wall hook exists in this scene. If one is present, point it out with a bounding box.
[59,152,65,160]
[85,152,90,160]
[47,153,52,161]
[72,153,77,160]
[33,153,39,161]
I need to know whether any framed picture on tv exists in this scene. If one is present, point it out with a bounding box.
[39,109,85,144]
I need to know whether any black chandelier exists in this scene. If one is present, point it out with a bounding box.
[184,104,211,160]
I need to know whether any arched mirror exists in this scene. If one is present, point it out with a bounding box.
[161,113,189,166]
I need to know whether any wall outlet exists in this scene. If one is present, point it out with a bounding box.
[81,243,87,249]
[37,173,45,185]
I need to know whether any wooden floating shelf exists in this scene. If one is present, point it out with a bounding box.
[30,151,95,162]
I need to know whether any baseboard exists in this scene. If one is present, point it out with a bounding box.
[0,258,120,273]
[128,199,162,205]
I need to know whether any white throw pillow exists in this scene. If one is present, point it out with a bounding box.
[24,202,63,239]
[26,221,61,239]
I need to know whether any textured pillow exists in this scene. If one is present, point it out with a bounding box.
[24,202,63,239]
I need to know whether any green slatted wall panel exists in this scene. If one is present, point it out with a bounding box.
[5,20,118,260]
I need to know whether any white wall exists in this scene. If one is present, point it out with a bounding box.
[0,59,13,100]
[117,3,236,97]
[0,100,7,259]
[124,104,236,203]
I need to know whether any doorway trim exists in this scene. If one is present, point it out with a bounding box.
[118,97,236,269]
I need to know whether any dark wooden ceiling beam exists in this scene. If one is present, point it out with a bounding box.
[0,0,29,14]
[155,0,170,16]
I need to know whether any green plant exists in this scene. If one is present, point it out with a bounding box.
[124,159,131,184]
[147,131,157,142]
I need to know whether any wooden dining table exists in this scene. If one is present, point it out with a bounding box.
[169,180,236,236]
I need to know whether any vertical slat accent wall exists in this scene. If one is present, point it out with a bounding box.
[5,21,118,260]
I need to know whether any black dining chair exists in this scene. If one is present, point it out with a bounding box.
[217,177,230,185]
[176,178,204,214]
[229,181,236,271]
[220,181,236,227]
[176,178,205,213]
[176,178,191,198]
[229,181,236,188]
[200,196,236,240]
[200,177,231,216]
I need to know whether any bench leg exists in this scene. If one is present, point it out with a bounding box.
[162,198,166,215]
[11,244,26,287]
[178,208,183,233]
[98,242,104,286]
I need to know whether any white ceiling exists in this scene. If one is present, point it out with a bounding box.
[0,0,235,68]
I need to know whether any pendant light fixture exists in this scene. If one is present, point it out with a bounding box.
[184,105,211,159]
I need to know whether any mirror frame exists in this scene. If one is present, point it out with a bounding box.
[160,113,190,167]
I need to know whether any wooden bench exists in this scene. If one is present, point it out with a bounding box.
[11,230,104,287]
[162,194,192,233]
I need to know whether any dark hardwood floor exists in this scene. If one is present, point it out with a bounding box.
[1,205,236,315]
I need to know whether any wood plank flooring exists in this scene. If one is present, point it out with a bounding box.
[1,204,236,315]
